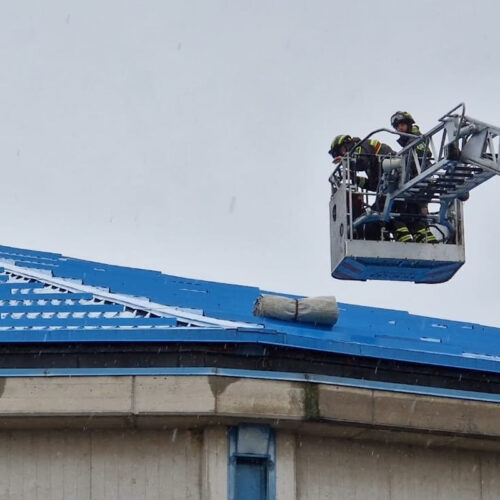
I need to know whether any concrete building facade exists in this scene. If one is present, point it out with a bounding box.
[0,244,498,499]
[0,376,499,499]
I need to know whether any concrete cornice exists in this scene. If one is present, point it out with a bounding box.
[0,375,499,452]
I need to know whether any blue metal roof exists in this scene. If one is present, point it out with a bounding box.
[0,244,498,375]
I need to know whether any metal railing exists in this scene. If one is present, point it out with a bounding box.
[328,103,500,244]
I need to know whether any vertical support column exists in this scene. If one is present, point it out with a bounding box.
[202,426,228,500]
[276,431,296,500]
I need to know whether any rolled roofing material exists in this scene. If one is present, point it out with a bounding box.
[253,295,339,326]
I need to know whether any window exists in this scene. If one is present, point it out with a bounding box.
[235,457,268,500]
[228,425,276,500]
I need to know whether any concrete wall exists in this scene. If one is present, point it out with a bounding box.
[0,375,499,499]
[0,427,497,500]
[294,434,500,500]
[0,429,204,500]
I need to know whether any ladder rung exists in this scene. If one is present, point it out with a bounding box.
[433,181,457,186]
[442,177,467,183]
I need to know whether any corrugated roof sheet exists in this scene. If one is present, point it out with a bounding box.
[0,244,498,374]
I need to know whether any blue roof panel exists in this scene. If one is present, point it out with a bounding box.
[0,244,497,376]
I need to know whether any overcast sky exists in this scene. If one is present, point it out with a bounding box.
[0,1,499,327]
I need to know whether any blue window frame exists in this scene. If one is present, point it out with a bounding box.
[228,425,276,500]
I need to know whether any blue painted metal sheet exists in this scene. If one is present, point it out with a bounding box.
[0,244,497,380]
[228,425,276,500]
[0,328,284,344]
[234,460,268,500]
[0,293,95,302]
[0,282,46,293]
[333,255,464,284]
[0,304,125,313]
[0,316,177,328]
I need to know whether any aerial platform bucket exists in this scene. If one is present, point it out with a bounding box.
[329,185,465,284]
[326,103,500,284]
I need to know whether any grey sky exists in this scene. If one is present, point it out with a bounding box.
[1,1,499,326]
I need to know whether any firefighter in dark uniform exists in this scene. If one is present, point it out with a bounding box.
[391,111,427,159]
[390,111,438,243]
[329,134,413,242]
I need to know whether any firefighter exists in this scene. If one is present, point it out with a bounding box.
[390,111,426,151]
[390,112,438,243]
[329,135,413,242]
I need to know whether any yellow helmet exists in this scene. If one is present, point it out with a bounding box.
[390,111,415,129]
[329,135,352,156]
